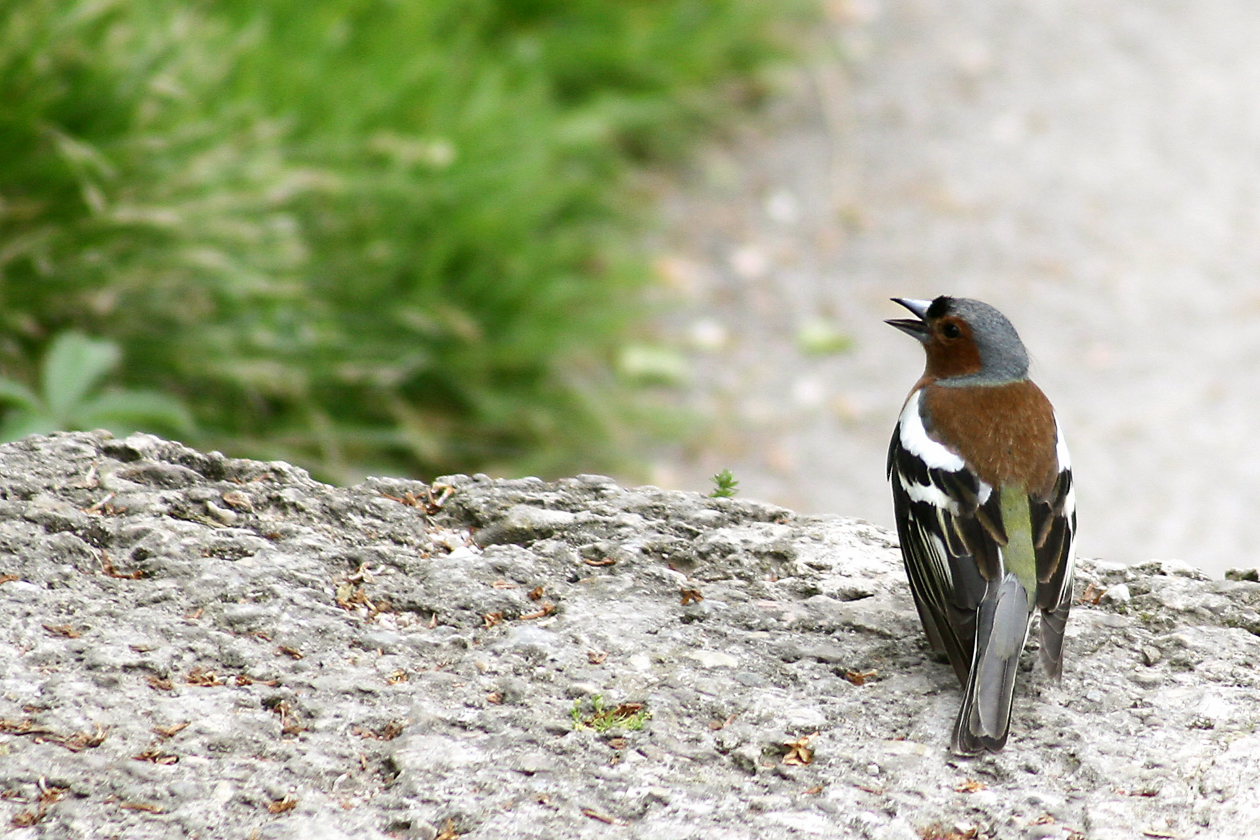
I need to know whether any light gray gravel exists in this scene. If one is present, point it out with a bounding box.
[4,432,1260,838]
[646,0,1260,577]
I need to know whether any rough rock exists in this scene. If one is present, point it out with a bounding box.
[2,433,1260,838]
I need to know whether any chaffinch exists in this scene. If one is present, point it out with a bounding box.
[886,296,1075,755]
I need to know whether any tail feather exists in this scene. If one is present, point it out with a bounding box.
[952,575,1031,756]
[1038,603,1069,679]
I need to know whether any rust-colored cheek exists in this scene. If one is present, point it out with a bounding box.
[924,338,984,380]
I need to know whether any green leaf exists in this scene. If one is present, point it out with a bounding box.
[0,378,42,412]
[41,333,121,424]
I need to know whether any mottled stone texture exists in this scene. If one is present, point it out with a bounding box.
[1,433,1259,839]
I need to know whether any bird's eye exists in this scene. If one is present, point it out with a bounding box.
[941,322,962,339]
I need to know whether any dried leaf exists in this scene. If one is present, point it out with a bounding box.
[335,583,367,610]
[270,701,304,735]
[0,720,110,752]
[582,808,628,826]
[782,732,817,766]
[519,602,555,620]
[9,783,66,827]
[120,802,164,813]
[918,824,978,840]
[425,484,454,512]
[220,490,253,510]
[63,724,109,751]
[352,721,405,741]
[381,491,422,507]
[184,667,222,687]
[11,809,41,828]
[1078,582,1105,606]
[99,551,143,579]
[267,796,298,814]
[83,492,116,514]
[132,748,179,765]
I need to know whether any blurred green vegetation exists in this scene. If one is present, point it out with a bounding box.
[0,332,192,441]
[0,0,811,482]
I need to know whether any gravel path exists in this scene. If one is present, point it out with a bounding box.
[647,0,1260,577]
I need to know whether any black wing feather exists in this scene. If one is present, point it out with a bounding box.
[888,424,997,686]
[1032,464,1075,677]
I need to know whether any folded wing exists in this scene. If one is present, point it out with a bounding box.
[887,390,1004,685]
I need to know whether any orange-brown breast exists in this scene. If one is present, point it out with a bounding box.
[921,379,1059,496]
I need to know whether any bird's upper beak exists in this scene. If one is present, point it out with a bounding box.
[886,297,932,341]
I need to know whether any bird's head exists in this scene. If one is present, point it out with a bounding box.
[887,296,1030,385]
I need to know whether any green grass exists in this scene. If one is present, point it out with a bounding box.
[0,0,812,481]
[570,695,651,732]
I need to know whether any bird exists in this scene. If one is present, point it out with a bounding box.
[885,296,1075,755]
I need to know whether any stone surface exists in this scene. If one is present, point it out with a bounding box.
[2,433,1260,838]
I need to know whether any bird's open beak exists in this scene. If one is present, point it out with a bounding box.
[886,297,932,341]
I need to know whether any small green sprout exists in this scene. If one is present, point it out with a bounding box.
[709,469,739,498]
[570,695,650,732]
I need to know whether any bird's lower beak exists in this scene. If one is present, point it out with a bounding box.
[886,297,932,341]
